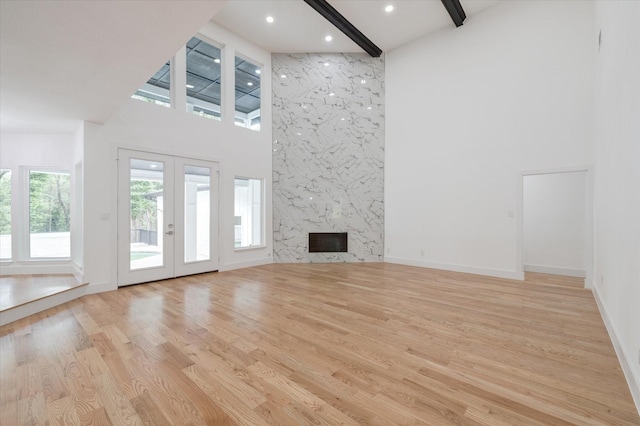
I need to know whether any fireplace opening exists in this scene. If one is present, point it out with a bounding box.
[309,232,348,253]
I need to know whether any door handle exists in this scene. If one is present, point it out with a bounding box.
[165,230,174,235]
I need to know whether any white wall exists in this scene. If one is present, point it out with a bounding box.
[0,133,78,275]
[82,22,273,293]
[593,0,640,410]
[523,171,587,277]
[385,1,595,279]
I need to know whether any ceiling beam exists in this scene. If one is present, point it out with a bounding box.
[441,0,466,27]
[303,0,383,57]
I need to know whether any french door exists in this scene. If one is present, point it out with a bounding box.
[117,149,219,286]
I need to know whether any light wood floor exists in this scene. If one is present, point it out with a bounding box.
[0,274,86,312]
[1,263,638,425]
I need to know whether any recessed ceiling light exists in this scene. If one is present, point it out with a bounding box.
[255,69,261,74]
[325,35,333,42]
[340,117,346,121]
[324,62,330,67]
[367,106,373,110]
[214,58,220,63]
[280,74,287,78]
[329,92,335,96]
[186,84,194,89]
[296,132,302,136]
[361,79,366,84]
[266,16,274,23]
[385,5,394,13]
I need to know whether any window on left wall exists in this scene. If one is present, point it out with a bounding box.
[234,177,263,248]
[29,170,71,259]
[132,61,171,107]
[0,169,11,260]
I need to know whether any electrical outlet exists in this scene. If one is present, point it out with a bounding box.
[386,247,390,254]
[420,250,425,257]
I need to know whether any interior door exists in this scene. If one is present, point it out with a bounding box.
[117,149,219,286]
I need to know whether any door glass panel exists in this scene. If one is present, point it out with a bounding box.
[184,165,210,263]
[130,159,164,270]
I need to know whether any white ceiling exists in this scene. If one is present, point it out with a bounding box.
[212,0,502,53]
[0,0,224,134]
[0,0,501,135]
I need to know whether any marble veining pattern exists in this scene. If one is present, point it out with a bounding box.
[272,53,385,262]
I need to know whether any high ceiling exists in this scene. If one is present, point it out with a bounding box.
[212,0,502,54]
[0,0,501,134]
[0,0,224,134]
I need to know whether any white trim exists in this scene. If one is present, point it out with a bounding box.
[219,256,272,272]
[72,261,83,282]
[384,257,524,280]
[523,264,586,278]
[0,262,76,275]
[85,281,116,295]
[113,143,222,165]
[517,165,594,289]
[592,285,640,414]
[234,245,267,252]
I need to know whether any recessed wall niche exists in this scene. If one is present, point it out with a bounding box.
[272,53,385,262]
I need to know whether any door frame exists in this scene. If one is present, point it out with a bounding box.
[116,148,220,287]
[516,165,593,288]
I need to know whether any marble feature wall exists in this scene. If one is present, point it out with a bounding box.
[272,53,385,262]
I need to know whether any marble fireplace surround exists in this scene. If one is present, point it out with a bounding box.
[272,53,385,263]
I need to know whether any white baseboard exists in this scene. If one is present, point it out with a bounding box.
[0,284,88,327]
[85,281,117,294]
[524,264,586,278]
[0,262,77,275]
[72,261,84,282]
[219,257,273,272]
[592,285,640,414]
[384,257,524,280]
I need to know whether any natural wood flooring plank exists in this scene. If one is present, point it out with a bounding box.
[77,406,112,426]
[182,364,268,425]
[130,392,172,425]
[92,373,143,426]
[17,392,47,425]
[124,350,211,425]
[46,395,81,425]
[0,274,85,311]
[0,263,638,425]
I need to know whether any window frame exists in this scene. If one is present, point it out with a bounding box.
[185,35,224,121]
[233,176,265,250]
[132,60,172,108]
[233,53,263,132]
[25,167,72,261]
[0,168,12,261]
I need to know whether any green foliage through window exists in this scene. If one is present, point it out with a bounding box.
[130,179,162,231]
[29,171,70,233]
[0,170,11,235]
